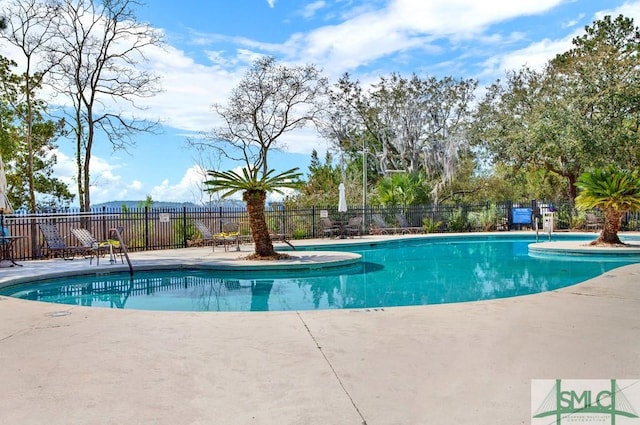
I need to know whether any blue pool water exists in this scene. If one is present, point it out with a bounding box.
[1,235,637,312]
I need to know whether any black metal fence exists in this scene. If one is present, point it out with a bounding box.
[3,202,640,262]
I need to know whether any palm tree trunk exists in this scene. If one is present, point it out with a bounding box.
[244,190,276,257]
[593,208,623,245]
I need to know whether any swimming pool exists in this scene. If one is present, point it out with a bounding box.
[1,235,637,311]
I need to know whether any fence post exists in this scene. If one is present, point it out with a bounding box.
[144,206,149,249]
[29,216,38,259]
[182,206,187,248]
[101,206,108,240]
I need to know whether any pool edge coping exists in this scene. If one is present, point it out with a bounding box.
[0,250,362,289]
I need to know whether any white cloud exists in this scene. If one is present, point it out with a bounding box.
[290,0,566,75]
[139,44,240,131]
[129,180,144,191]
[300,1,327,19]
[149,164,209,204]
[266,0,276,8]
[596,1,640,21]
[390,0,565,35]
[476,1,640,81]
[563,13,586,29]
[50,148,132,204]
[478,36,572,80]
[278,127,330,156]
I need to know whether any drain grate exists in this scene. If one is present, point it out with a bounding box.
[46,311,71,317]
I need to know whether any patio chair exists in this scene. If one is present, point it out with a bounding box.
[321,217,340,238]
[344,216,363,238]
[214,222,240,252]
[71,228,123,265]
[585,213,604,231]
[38,223,83,260]
[395,213,423,234]
[0,225,22,267]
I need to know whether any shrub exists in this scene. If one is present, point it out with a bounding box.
[422,217,442,233]
[291,227,307,239]
[478,204,499,231]
[447,208,468,232]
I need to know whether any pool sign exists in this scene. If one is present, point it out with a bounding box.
[532,379,640,425]
[512,207,532,225]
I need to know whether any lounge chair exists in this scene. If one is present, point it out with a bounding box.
[269,231,295,249]
[38,223,83,260]
[321,217,340,238]
[344,216,363,238]
[395,213,423,234]
[370,214,398,235]
[71,228,123,265]
[194,220,216,246]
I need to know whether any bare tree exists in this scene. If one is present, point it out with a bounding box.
[195,56,328,176]
[49,0,163,211]
[201,57,327,258]
[188,144,224,206]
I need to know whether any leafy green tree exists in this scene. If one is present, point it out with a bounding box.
[473,66,587,202]
[295,150,341,206]
[0,56,73,211]
[205,168,303,258]
[9,119,73,211]
[0,0,61,211]
[553,15,640,168]
[474,14,640,204]
[575,167,640,245]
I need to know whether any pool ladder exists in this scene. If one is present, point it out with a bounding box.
[110,227,134,276]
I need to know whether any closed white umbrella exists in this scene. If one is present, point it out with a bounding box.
[338,182,347,213]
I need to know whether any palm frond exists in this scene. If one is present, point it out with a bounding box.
[204,167,304,198]
[576,166,640,211]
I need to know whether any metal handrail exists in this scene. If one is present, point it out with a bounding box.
[110,227,133,276]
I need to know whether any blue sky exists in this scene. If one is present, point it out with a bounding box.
[2,0,640,206]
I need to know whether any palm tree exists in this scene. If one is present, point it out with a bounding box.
[204,167,303,259]
[575,167,640,245]
[374,172,430,207]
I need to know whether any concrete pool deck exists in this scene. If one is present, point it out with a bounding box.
[1,232,640,424]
